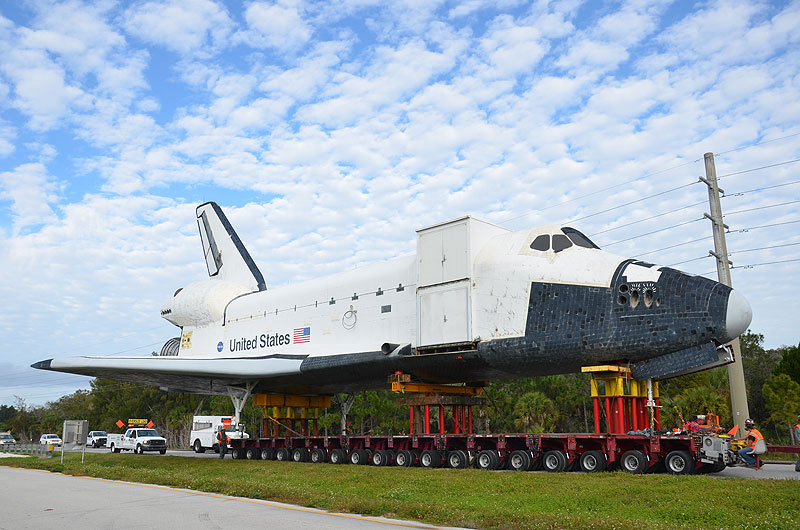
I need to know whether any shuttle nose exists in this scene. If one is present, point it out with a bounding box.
[725,289,752,340]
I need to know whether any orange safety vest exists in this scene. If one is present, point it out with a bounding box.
[794,424,800,444]
[747,428,763,449]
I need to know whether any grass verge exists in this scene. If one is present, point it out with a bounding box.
[2,453,798,530]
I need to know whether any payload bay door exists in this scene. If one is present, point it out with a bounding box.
[417,217,472,347]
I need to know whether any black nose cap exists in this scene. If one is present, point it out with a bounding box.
[31,359,53,370]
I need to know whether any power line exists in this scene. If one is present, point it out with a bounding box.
[634,236,710,257]
[729,242,800,255]
[724,200,800,217]
[501,159,701,224]
[726,219,800,233]
[589,200,707,236]
[602,217,704,247]
[722,179,800,198]
[667,242,800,267]
[717,158,800,179]
[715,131,800,156]
[703,257,800,275]
[565,179,699,224]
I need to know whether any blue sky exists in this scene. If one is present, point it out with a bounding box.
[1,0,799,406]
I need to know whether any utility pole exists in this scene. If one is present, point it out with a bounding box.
[701,152,750,434]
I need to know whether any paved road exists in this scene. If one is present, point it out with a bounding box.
[78,446,800,479]
[0,466,469,530]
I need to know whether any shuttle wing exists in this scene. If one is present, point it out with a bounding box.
[31,354,308,395]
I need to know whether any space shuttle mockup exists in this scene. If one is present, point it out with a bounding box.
[33,202,752,398]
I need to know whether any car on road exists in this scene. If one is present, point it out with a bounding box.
[87,430,108,448]
[39,434,62,446]
[0,433,16,446]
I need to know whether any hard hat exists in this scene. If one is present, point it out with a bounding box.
[745,418,755,427]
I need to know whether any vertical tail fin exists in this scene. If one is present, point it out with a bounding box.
[196,202,266,292]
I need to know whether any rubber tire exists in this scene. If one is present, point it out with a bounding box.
[246,448,260,460]
[542,450,568,472]
[509,450,532,471]
[292,448,309,462]
[620,449,648,474]
[372,450,390,466]
[110,444,120,454]
[476,450,500,470]
[159,449,166,455]
[665,450,695,475]
[310,448,327,463]
[275,448,290,462]
[395,449,413,467]
[420,450,442,468]
[230,447,244,459]
[329,449,346,464]
[579,450,607,472]
[135,444,143,455]
[446,450,467,469]
[261,448,274,461]
[193,439,205,454]
[350,449,369,465]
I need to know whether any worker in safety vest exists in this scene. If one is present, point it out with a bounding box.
[217,427,229,459]
[737,418,763,467]
[794,415,800,445]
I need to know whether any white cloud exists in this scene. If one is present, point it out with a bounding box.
[123,0,234,55]
[0,163,60,234]
[238,1,313,51]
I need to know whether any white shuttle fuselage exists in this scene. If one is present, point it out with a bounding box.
[34,202,752,397]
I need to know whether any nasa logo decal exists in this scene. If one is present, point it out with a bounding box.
[217,341,224,352]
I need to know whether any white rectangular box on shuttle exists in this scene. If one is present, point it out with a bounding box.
[416,216,508,347]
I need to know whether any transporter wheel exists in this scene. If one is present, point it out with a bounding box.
[476,450,500,470]
[542,450,567,472]
[310,448,327,463]
[230,447,244,460]
[193,439,205,454]
[135,444,143,455]
[420,450,443,468]
[579,450,607,473]
[329,449,346,464]
[395,449,413,467]
[275,448,290,462]
[159,449,167,455]
[261,448,275,461]
[372,450,390,467]
[447,450,469,469]
[620,450,648,474]
[509,450,532,471]
[665,450,695,475]
[292,448,309,462]
[246,448,260,460]
[350,449,369,465]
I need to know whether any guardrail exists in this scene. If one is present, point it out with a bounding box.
[0,444,53,458]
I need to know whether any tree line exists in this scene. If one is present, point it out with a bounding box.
[3,331,799,447]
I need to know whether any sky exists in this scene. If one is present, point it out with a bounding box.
[1,0,799,407]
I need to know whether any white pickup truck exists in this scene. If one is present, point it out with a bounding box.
[108,428,168,454]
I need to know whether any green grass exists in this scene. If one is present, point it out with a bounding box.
[3,453,798,530]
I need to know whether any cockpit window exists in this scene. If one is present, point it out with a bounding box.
[530,234,550,251]
[562,227,600,249]
[552,234,572,252]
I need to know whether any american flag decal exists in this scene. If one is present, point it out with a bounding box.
[293,327,311,344]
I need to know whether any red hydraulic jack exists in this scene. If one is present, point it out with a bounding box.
[582,365,661,434]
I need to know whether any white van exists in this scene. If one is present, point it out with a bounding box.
[190,416,249,453]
